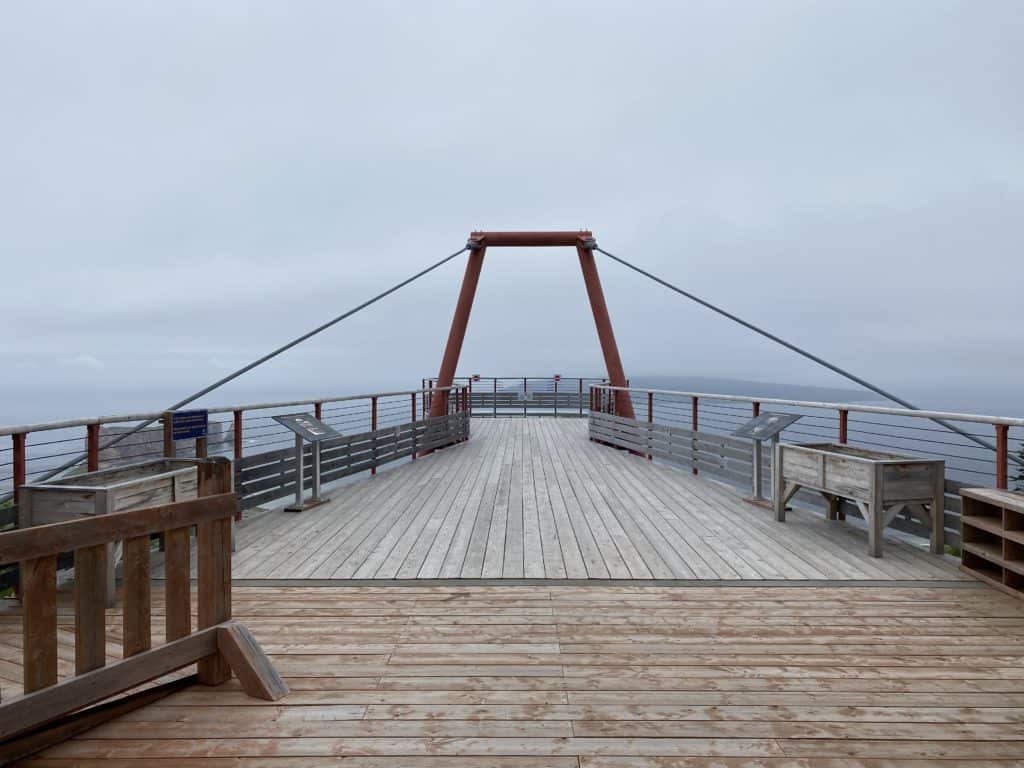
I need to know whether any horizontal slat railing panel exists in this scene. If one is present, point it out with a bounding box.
[234,413,468,510]
[589,411,965,549]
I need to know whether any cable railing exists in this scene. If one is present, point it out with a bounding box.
[0,385,468,593]
[422,375,609,418]
[591,383,1024,549]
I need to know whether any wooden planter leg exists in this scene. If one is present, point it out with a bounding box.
[868,464,885,558]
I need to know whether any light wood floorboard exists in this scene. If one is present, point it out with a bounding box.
[5,584,1024,764]
[185,419,967,581]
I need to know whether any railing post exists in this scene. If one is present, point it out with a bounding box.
[750,402,763,500]
[409,393,417,461]
[578,378,583,417]
[11,432,27,600]
[996,424,1009,490]
[647,392,653,461]
[162,411,175,458]
[86,423,100,472]
[691,397,699,476]
[195,435,208,459]
[12,432,26,505]
[523,377,527,418]
[468,378,473,418]
[21,554,58,693]
[493,378,497,418]
[554,377,559,418]
[371,396,378,476]
[839,409,849,444]
[233,410,243,461]
[314,402,323,421]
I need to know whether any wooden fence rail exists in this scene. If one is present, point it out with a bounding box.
[0,458,286,757]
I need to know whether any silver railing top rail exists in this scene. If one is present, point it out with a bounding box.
[592,384,1024,428]
[0,385,462,437]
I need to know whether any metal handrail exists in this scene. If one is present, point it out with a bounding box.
[592,384,1024,428]
[0,385,462,437]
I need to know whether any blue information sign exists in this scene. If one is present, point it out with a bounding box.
[171,409,209,441]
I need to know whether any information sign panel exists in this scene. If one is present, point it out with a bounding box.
[271,413,341,443]
[732,412,802,441]
[171,409,209,441]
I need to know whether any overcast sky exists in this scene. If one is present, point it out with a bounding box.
[2,1,1022,422]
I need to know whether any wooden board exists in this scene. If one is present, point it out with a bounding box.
[4,583,1024,764]
[208,419,966,581]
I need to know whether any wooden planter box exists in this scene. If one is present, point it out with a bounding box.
[773,442,945,558]
[18,459,200,604]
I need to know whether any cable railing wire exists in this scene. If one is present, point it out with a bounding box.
[0,243,468,504]
[593,243,1020,468]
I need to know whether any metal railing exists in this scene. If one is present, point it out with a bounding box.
[0,385,468,592]
[590,384,1024,548]
[422,376,609,418]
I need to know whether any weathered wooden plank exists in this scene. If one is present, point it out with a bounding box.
[0,626,220,741]
[21,555,58,694]
[72,544,107,675]
[215,622,288,701]
[121,535,151,657]
[163,526,191,641]
[0,494,237,565]
[196,461,233,686]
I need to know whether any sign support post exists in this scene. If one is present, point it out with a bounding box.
[272,413,342,512]
[732,413,803,505]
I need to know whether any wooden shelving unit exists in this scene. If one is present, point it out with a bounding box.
[960,487,1024,598]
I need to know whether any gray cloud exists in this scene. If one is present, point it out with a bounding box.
[2,0,1022,423]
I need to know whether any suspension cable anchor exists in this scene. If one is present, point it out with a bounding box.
[466,237,485,251]
[578,236,598,250]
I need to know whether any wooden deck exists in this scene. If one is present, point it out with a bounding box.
[222,419,965,581]
[6,583,1024,765]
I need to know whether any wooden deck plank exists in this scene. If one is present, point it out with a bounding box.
[7,582,1024,765]
[152,418,967,582]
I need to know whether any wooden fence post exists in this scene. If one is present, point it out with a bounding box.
[162,412,175,458]
[233,410,243,461]
[197,459,233,686]
[86,423,100,472]
[74,544,107,674]
[122,535,152,657]
[22,555,58,693]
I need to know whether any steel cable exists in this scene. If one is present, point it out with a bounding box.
[1,244,468,501]
[593,244,1021,467]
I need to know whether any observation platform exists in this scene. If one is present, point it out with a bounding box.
[5,418,1023,767]
[219,418,962,582]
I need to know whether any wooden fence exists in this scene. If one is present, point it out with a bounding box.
[0,458,286,761]
[590,410,967,548]
[235,412,470,511]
